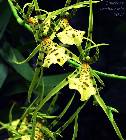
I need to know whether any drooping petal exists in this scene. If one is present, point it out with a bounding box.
[57,26,85,46]
[68,63,96,101]
[42,37,80,68]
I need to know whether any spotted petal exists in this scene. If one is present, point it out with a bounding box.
[43,45,79,68]
[68,63,96,101]
[42,37,80,68]
[57,26,85,46]
[42,37,56,54]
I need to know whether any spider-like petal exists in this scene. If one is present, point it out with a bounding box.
[57,26,85,46]
[42,37,80,67]
[68,63,96,101]
[43,45,79,68]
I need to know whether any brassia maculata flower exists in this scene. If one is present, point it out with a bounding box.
[27,17,38,25]
[42,36,98,101]
[42,37,80,68]
[57,18,85,46]
[68,63,96,101]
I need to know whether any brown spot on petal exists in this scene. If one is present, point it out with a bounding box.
[93,85,96,88]
[65,50,68,54]
[55,53,59,56]
[69,53,73,57]
[57,59,60,62]
[72,34,75,37]
[83,82,89,87]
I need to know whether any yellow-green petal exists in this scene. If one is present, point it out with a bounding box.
[57,26,85,46]
[43,46,79,68]
[68,63,96,101]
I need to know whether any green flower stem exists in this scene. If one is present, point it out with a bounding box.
[33,0,39,10]
[8,0,99,33]
[65,0,72,7]
[94,94,124,140]
[16,97,39,130]
[77,45,84,55]
[72,114,78,140]
[55,101,87,134]
[68,60,126,80]
[94,70,126,80]
[85,0,93,52]
[8,0,32,32]
[50,94,75,128]
[9,103,16,125]
[28,67,41,102]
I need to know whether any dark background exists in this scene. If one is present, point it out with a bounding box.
[0,0,126,140]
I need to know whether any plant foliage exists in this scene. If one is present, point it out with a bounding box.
[0,0,125,140]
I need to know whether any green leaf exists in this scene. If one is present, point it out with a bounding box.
[55,101,87,134]
[0,42,34,82]
[43,73,69,95]
[41,126,56,140]
[28,67,41,102]
[94,94,124,140]
[5,83,28,96]
[0,1,11,39]
[0,63,8,88]
[72,114,78,140]
[50,94,75,128]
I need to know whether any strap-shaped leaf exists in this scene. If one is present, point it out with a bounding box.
[41,126,56,140]
[94,94,124,140]
[72,114,78,140]
[28,67,41,102]
[31,74,71,139]
[55,101,87,134]
[13,44,40,64]
[68,63,96,101]
[50,94,75,128]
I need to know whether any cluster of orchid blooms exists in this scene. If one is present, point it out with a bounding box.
[4,0,124,140]
[24,16,99,102]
